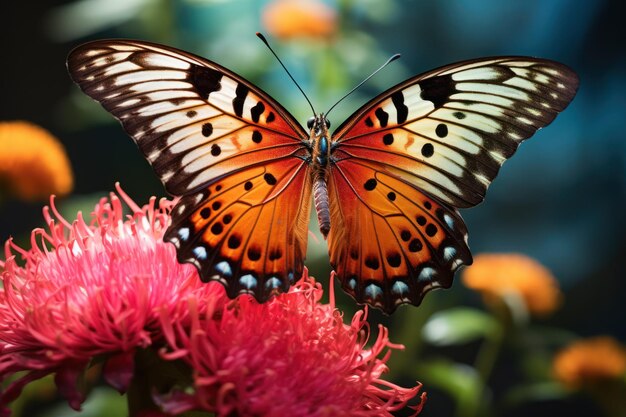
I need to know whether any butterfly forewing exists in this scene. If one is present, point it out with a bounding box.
[329,57,578,312]
[333,57,579,207]
[67,39,313,301]
[67,40,308,195]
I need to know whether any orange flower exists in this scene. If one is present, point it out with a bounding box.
[553,336,626,388]
[0,121,73,201]
[462,253,561,316]
[262,0,337,40]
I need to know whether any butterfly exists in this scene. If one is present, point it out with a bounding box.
[67,39,578,314]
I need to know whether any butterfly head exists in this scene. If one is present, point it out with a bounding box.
[306,114,331,136]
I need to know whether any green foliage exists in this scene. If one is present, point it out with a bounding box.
[422,307,500,346]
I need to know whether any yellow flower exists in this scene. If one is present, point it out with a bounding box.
[262,0,337,40]
[462,253,561,316]
[553,336,626,388]
[0,121,73,201]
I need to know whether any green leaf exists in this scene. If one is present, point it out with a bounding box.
[422,307,500,346]
[418,359,484,413]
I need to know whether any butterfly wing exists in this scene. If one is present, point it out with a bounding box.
[166,157,311,300]
[67,39,312,299]
[329,57,578,313]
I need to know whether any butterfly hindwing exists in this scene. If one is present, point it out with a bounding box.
[328,158,471,313]
[166,157,312,301]
[329,57,578,313]
[67,40,312,300]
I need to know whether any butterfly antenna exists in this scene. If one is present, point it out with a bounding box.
[325,53,401,118]
[256,32,316,115]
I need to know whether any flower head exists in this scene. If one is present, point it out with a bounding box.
[0,184,222,409]
[462,253,561,316]
[553,336,626,388]
[158,272,425,417]
[0,121,73,201]
[262,0,337,40]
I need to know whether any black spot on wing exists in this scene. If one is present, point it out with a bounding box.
[435,123,448,138]
[364,178,377,191]
[421,143,434,157]
[189,64,222,99]
[211,222,223,235]
[418,74,456,109]
[386,252,402,267]
[202,123,213,137]
[232,83,249,117]
[391,91,408,124]
[374,108,389,127]
[364,256,380,270]
[228,234,241,249]
[247,246,262,261]
[408,238,422,252]
[250,102,265,123]
[264,173,277,185]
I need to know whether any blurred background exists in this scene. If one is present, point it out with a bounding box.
[1,0,624,416]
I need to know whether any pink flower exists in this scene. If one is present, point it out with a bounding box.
[158,272,426,417]
[0,185,425,416]
[0,184,223,409]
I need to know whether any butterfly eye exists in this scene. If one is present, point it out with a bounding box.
[307,117,315,129]
[325,119,331,129]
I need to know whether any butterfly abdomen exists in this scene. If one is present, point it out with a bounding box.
[310,119,332,238]
[313,176,331,238]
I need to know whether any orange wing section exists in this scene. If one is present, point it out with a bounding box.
[166,157,312,302]
[327,158,472,313]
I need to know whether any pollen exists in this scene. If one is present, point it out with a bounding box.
[462,253,562,316]
[0,121,73,201]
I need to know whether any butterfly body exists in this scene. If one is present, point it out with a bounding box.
[308,114,333,237]
[67,39,578,313]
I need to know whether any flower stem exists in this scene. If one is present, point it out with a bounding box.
[458,312,506,417]
[127,349,162,417]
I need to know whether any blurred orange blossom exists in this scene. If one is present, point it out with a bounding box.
[462,253,562,316]
[553,336,626,388]
[262,0,337,40]
[0,121,73,201]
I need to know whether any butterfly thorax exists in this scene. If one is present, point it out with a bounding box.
[309,114,332,239]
